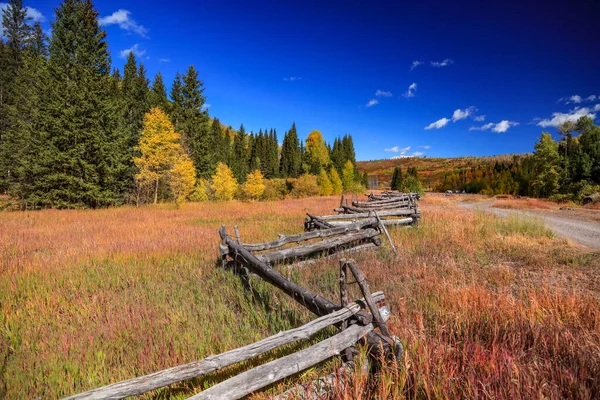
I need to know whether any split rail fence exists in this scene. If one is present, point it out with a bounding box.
[66,191,420,400]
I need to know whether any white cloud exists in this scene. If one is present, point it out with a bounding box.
[559,94,598,104]
[469,121,519,132]
[473,115,486,122]
[403,82,417,98]
[119,44,145,59]
[469,123,494,131]
[431,58,454,67]
[412,151,425,157]
[99,9,148,37]
[283,76,302,81]
[366,99,379,108]
[410,61,423,71]
[201,104,211,111]
[425,117,450,130]
[391,155,414,159]
[536,107,596,128]
[385,146,411,155]
[492,120,519,133]
[26,6,44,22]
[452,106,477,122]
[418,145,431,149]
[158,58,170,63]
[375,89,392,97]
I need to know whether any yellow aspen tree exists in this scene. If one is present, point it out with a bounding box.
[243,170,266,200]
[190,179,209,202]
[211,162,238,201]
[133,108,184,204]
[317,168,333,195]
[329,168,343,195]
[169,155,197,207]
[342,160,355,190]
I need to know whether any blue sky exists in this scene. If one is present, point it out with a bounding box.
[7,0,600,161]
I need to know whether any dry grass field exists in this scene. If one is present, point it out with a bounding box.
[1,196,599,399]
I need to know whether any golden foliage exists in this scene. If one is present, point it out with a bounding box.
[243,170,266,200]
[342,160,355,190]
[211,162,238,201]
[169,155,197,206]
[329,168,343,195]
[305,130,330,166]
[317,169,333,196]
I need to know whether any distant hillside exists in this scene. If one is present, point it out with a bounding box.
[357,155,527,190]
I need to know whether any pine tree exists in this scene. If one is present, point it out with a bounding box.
[25,0,114,208]
[211,118,229,165]
[231,124,248,182]
[330,137,344,174]
[361,171,369,189]
[280,122,301,178]
[149,72,170,112]
[172,65,212,178]
[0,0,30,192]
[390,167,403,190]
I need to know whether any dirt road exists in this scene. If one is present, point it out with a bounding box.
[459,200,600,251]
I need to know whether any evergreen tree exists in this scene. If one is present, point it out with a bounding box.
[342,134,356,166]
[24,0,115,208]
[171,65,212,178]
[391,167,403,190]
[361,171,369,189]
[280,122,301,178]
[211,118,229,165]
[532,132,561,197]
[149,72,170,112]
[330,137,344,174]
[231,124,248,182]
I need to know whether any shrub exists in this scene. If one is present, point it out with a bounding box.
[290,174,320,198]
[262,179,289,200]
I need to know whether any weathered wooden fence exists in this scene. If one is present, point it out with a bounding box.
[66,192,418,399]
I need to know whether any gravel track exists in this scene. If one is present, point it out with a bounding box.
[459,200,600,251]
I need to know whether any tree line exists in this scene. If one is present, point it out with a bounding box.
[0,0,367,209]
[435,116,600,201]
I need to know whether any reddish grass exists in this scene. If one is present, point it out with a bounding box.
[1,197,599,399]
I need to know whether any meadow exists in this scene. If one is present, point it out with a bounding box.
[1,196,599,399]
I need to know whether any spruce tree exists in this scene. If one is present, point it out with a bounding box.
[231,124,248,182]
[171,65,212,178]
[211,118,229,165]
[28,0,115,208]
[280,122,301,178]
[149,72,170,112]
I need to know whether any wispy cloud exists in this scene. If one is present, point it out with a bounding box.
[201,104,211,111]
[99,9,148,37]
[158,58,170,63]
[558,94,598,104]
[425,117,450,130]
[430,58,454,67]
[412,151,425,157]
[119,44,145,59]
[452,106,477,122]
[536,107,596,128]
[375,89,393,97]
[385,146,411,154]
[410,61,423,71]
[366,99,379,108]
[403,83,417,98]
[418,145,431,149]
[469,120,519,133]
[473,115,486,122]
[283,76,302,82]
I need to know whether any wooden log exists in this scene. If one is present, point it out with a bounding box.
[243,218,380,252]
[354,198,409,206]
[373,211,397,255]
[63,292,385,400]
[317,209,419,221]
[351,201,411,210]
[187,306,390,400]
[220,227,389,353]
[256,228,382,265]
[287,243,379,267]
[326,218,414,228]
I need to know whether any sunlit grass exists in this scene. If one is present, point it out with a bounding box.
[1,196,599,399]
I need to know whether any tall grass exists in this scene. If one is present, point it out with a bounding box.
[1,197,599,398]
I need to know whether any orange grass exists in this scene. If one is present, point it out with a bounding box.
[492,198,555,210]
[1,197,599,399]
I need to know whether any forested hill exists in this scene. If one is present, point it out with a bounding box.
[357,155,527,192]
